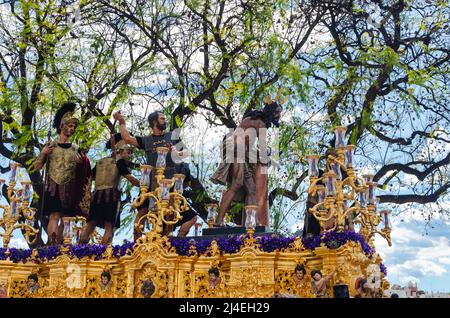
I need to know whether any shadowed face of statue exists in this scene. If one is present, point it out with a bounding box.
[27,278,37,288]
[101,275,110,286]
[295,270,305,280]
[62,122,77,138]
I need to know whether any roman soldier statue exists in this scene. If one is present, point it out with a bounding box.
[80,133,139,245]
[34,102,92,245]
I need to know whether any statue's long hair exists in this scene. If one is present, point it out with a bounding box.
[242,102,281,128]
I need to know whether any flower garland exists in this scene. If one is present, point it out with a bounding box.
[0,241,134,264]
[0,232,377,263]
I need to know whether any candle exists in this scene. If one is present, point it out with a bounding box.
[63,218,73,239]
[0,178,4,198]
[195,222,202,236]
[21,181,32,201]
[160,179,172,200]
[156,147,169,169]
[139,165,153,187]
[359,190,367,207]
[10,199,19,216]
[173,174,185,194]
[380,210,390,229]
[148,196,156,211]
[334,126,347,149]
[244,205,258,230]
[317,185,326,203]
[363,174,374,183]
[306,155,320,177]
[324,172,337,197]
[344,145,355,168]
[367,182,377,205]
[207,204,217,221]
[9,163,21,183]
[330,162,342,180]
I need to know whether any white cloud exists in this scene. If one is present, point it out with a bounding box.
[438,258,450,265]
[390,226,423,244]
[8,237,29,249]
[389,259,447,277]
[399,276,420,285]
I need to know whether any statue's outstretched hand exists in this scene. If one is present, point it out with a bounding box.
[113,112,125,124]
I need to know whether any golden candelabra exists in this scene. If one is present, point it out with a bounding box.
[132,147,189,237]
[206,203,218,228]
[306,126,392,246]
[0,163,39,249]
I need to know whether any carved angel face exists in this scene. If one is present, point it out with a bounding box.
[101,276,110,286]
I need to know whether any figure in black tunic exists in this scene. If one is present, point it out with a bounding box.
[80,134,139,245]
[113,111,199,240]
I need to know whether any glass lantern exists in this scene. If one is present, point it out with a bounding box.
[344,145,355,168]
[148,196,157,212]
[359,190,367,207]
[317,185,326,203]
[206,204,217,223]
[173,174,185,194]
[334,126,347,149]
[195,222,203,236]
[330,162,342,180]
[244,205,257,230]
[139,165,153,187]
[21,181,32,201]
[306,155,320,177]
[324,172,337,197]
[363,174,374,183]
[380,210,391,229]
[10,199,19,217]
[63,218,73,240]
[160,179,172,200]
[367,182,377,205]
[0,178,4,198]
[10,163,21,183]
[156,147,169,169]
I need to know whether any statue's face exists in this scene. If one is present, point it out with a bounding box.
[272,105,282,127]
[362,282,369,292]
[27,279,36,288]
[209,273,218,281]
[154,113,167,131]
[62,122,77,137]
[295,271,304,280]
[101,276,110,286]
[313,273,322,281]
[119,149,133,160]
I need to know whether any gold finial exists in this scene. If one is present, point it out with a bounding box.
[280,95,289,105]
[274,88,283,102]
[264,88,289,105]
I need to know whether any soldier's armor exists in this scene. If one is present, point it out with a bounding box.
[47,142,79,185]
[95,157,120,191]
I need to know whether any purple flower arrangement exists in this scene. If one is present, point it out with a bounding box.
[256,236,297,253]
[380,263,388,276]
[0,241,135,264]
[5,248,32,263]
[216,235,245,253]
[0,231,375,262]
[69,244,107,260]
